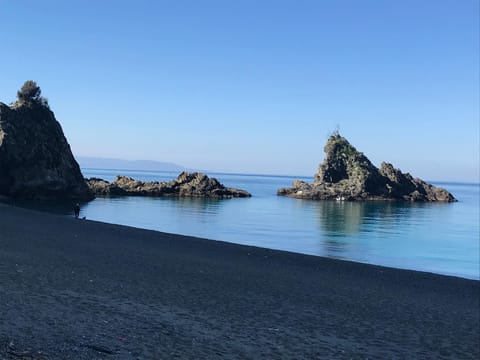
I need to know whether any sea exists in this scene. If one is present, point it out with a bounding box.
[10,168,480,280]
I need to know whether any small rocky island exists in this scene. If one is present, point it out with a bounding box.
[0,81,94,200]
[278,133,456,202]
[87,172,251,198]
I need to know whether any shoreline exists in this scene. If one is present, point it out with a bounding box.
[3,201,477,280]
[4,197,478,281]
[1,203,479,359]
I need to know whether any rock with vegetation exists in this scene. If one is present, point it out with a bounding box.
[86,172,251,198]
[278,133,456,202]
[0,81,94,200]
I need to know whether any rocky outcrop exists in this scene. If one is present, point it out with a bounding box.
[278,134,456,202]
[0,87,93,200]
[86,172,251,198]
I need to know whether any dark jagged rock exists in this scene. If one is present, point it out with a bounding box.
[85,177,127,196]
[0,91,93,201]
[278,134,456,202]
[86,172,251,198]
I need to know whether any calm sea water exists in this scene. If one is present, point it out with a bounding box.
[10,169,480,280]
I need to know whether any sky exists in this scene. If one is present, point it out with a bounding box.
[0,0,478,182]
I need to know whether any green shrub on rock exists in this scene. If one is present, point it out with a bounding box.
[16,80,49,107]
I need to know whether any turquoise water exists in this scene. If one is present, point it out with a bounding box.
[10,169,480,280]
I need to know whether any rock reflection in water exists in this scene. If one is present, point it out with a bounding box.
[316,200,408,258]
[81,196,226,235]
[166,197,224,222]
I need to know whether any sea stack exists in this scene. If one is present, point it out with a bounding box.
[278,133,456,202]
[86,172,251,198]
[0,81,93,200]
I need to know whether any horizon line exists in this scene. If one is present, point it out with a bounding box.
[79,166,479,186]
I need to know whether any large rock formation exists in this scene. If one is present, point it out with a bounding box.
[87,172,251,198]
[278,134,456,202]
[0,82,93,200]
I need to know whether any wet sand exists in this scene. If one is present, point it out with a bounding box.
[0,203,478,359]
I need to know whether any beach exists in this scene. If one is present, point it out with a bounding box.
[0,203,478,359]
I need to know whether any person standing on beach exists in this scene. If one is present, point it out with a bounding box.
[74,203,80,219]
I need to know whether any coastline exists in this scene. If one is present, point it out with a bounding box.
[1,203,479,359]
[78,170,480,280]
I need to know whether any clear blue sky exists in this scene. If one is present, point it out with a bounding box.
[1,0,478,181]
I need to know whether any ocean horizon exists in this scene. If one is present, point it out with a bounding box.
[81,166,480,185]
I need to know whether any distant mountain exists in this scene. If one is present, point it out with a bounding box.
[76,156,186,172]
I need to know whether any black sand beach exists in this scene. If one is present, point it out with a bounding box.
[0,203,478,359]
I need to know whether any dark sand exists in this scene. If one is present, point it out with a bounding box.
[0,203,478,360]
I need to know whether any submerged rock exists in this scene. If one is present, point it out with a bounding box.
[86,172,251,198]
[278,134,456,202]
[0,82,93,200]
